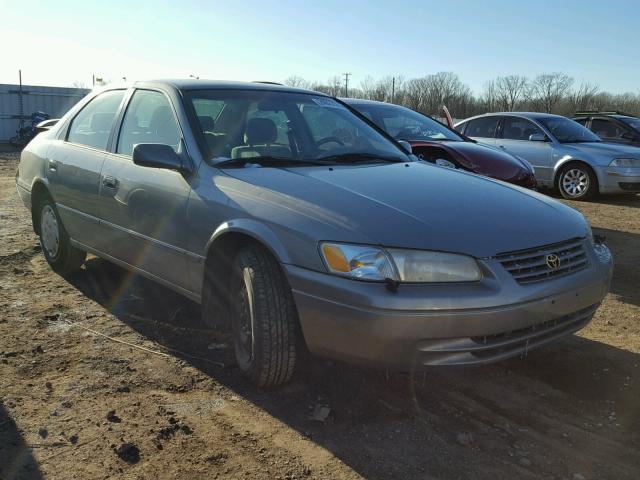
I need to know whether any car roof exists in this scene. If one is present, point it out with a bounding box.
[573,113,631,119]
[131,79,327,96]
[340,98,395,107]
[462,112,564,122]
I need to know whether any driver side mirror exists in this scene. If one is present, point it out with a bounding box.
[397,140,412,154]
[528,133,547,142]
[133,143,186,171]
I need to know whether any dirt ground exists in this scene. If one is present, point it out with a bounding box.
[1,151,639,480]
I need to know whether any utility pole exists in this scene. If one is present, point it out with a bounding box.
[343,73,351,97]
[18,69,23,121]
[391,77,395,104]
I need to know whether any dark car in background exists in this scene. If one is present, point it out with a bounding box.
[343,98,537,188]
[573,111,640,147]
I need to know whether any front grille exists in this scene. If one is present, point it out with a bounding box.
[495,237,588,284]
[619,182,640,191]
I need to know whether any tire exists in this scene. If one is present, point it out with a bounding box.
[229,244,298,387]
[36,196,86,275]
[557,162,598,200]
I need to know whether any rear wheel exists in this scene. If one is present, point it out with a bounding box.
[230,244,298,387]
[557,162,598,200]
[36,196,86,275]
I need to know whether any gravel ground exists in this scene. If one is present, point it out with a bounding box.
[1,151,639,480]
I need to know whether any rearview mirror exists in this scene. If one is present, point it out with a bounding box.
[133,144,184,171]
[528,133,547,142]
[398,140,412,154]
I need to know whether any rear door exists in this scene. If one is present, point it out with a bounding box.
[46,89,126,249]
[460,116,500,146]
[497,116,554,183]
[97,88,196,292]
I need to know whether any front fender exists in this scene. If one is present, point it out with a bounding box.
[205,218,293,265]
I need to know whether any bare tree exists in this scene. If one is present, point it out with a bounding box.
[528,72,574,113]
[494,75,528,111]
[567,82,600,113]
[283,75,310,89]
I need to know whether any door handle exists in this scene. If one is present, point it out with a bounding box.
[102,175,119,189]
[48,159,58,171]
[498,145,506,148]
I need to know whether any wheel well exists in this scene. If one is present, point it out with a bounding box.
[554,160,598,189]
[30,181,51,235]
[201,232,270,329]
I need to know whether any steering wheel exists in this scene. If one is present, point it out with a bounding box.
[316,136,345,147]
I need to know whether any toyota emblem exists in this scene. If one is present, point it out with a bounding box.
[546,253,560,269]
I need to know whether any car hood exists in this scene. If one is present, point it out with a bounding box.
[221,162,588,258]
[410,140,532,177]
[563,141,640,159]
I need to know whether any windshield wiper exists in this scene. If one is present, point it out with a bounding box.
[317,152,404,164]
[214,156,332,168]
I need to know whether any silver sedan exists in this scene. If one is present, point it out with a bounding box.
[16,81,613,386]
[456,112,640,200]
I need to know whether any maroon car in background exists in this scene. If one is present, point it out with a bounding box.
[343,99,537,188]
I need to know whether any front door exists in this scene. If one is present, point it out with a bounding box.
[98,89,195,293]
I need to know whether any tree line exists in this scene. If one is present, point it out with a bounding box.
[283,72,640,119]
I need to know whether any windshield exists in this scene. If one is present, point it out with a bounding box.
[186,90,407,164]
[351,103,464,142]
[538,117,602,143]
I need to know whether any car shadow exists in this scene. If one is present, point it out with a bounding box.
[63,256,640,479]
[0,403,45,480]
[593,227,640,308]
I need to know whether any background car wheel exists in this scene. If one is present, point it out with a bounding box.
[230,244,298,387]
[557,162,598,200]
[36,196,86,275]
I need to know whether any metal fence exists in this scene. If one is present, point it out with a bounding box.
[0,84,90,142]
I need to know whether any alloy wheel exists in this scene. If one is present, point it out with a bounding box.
[561,168,589,198]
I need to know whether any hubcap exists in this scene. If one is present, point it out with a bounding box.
[233,278,254,370]
[561,168,589,197]
[40,205,60,258]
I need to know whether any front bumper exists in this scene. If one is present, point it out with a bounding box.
[285,243,612,370]
[597,166,640,193]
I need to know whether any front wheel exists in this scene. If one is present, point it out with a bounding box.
[37,197,86,275]
[557,163,598,200]
[230,244,298,387]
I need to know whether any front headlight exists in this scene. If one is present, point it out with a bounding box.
[609,158,640,167]
[320,243,482,283]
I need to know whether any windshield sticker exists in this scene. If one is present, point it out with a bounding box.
[311,97,346,109]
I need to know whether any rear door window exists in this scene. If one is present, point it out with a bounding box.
[464,116,500,138]
[67,90,125,150]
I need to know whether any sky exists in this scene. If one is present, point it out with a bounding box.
[1,0,639,94]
